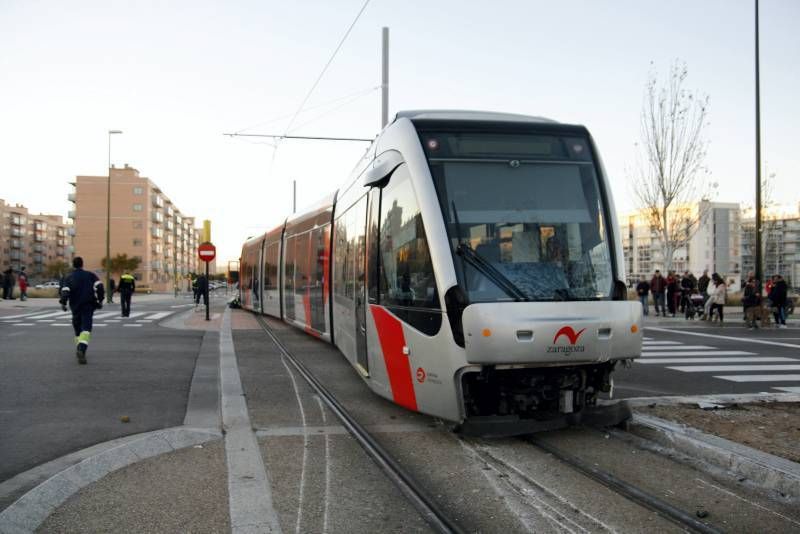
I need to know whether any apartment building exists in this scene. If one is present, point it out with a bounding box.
[741,204,800,287]
[620,201,741,286]
[0,198,72,278]
[70,165,200,292]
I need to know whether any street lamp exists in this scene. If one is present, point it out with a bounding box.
[106,129,123,303]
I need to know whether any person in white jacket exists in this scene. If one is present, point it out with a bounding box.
[708,273,727,323]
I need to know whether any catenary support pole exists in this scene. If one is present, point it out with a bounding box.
[381,27,389,128]
[754,0,763,288]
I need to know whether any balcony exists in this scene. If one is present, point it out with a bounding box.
[11,228,23,237]
[68,193,76,202]
[151,227,163,239]
[10,240,21,249]
[151,260,162,271]
[67,227,76,236]
[68,210,76,219]
[152,195,164,208]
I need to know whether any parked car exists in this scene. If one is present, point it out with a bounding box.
[34,280,61,290]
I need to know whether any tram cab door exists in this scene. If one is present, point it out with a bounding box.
[354,192,372,375]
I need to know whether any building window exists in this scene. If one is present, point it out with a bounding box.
[133,203,143,212]
[133,239,142,247]
[133,186,144,195]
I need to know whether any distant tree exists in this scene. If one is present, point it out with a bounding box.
[632,61,712,273]
[102,254,142,277]
[44,259,70,280]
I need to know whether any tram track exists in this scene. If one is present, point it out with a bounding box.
[254,314,465,534]
[525,435,724,534]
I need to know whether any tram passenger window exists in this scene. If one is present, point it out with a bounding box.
[378,164,439,311]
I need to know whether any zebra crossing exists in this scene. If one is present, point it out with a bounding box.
[638,336,800,393]
[0,309,177,328]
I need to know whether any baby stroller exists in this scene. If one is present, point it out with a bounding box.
[685,292,704,319]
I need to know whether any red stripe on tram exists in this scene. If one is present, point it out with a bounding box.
[369,305,418,411]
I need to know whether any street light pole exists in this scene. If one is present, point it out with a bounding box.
[106,129,123,303]
[754,0,763,288]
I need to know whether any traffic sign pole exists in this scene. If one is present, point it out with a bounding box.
[197,242,217,322]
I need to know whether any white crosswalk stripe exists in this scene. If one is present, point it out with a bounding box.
[669,365,800,373]
[145,311,171,320]
[642,345,716,351]
[3,309,175,327]
[715,375,800,382]
[639,357,798,364]
[641,351,756,357]
[642,340,682,345]
[774,386,800,393]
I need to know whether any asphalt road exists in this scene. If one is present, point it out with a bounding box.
[0,296,204,482]
[617,318,800,398]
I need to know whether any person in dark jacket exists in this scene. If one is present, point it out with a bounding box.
[108,278,116,303]
[666,271,679,317]
[769,274,788,328]
[2,267,15,300]
[742,276,761,329]
[650,270,667,317]
[59,257,104,364]
[636,276,650,316]
[195,274,208,310]
[118,272,136,317]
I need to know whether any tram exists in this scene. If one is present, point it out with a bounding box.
[240,110,642,435]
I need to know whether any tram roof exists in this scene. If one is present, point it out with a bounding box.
[395,109,558,124]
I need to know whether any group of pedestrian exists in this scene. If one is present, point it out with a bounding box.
[742,272,789,329]
[637,269,729,322]
[1,266,28,301]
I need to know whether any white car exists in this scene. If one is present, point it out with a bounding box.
[35,281,61,290]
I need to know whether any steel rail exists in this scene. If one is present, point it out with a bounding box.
[254,315,465,534]
[528,437,724,534]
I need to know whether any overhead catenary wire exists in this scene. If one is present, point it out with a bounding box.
[281,0,372,136]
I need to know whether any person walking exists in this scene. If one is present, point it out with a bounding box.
[709,273,727,324]
[742,275,761,330]
[18,267,28,301]
[59,257,104,364]
[108,277,116,303]
[2,267,15,300]
[666,271,679,317]
[195,273,208,310]
[698,270,711,318]
[118,272,136,317]
[650,270,667,317]
[636,276,650,316]
[769,274,788,328]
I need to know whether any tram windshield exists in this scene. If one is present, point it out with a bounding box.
[424,131,614,302]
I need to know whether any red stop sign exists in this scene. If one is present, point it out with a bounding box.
[198,242,216,263]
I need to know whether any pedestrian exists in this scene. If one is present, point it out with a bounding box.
[709,273,727,324]
[666,271,679,317]
[191,275,198,305]
[742,275,761,329]
[769,274,788,328]
[680,271,695,314]
[18,267,28,301]
[195,273,208,310]
[650,270,667,317]
[636,276,650,316]
[109,277,116,303]
[2,267,15,300]
[59,257,105,364]
[118,272,136,317]
[698,269,710,318]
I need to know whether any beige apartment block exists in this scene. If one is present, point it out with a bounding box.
[70,165,200,292]
[1,198,72,279]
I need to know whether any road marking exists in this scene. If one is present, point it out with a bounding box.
[93,312,118,319]
[639,357,797,364]
[715,375,800,382]
[641,351,756,357]
[125,311,147,319]
[3,320,22,323]
[13,323,34,326]
[642,340,682,345]
[25,311,67,320]
[123,324,142,327]
[642,336,653,340]
[105,319,120,323]
[670,365,800,372]
[37,319,56,323]
[646,326,800,349]
[145,311,172,320]
[50,324,71,327]
[642,345,716,351]
[136,319,153,322]
[773,387,800,393]
[94,324,107,327]
[170,303,194,308]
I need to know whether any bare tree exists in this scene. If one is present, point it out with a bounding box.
[633,61,710,273]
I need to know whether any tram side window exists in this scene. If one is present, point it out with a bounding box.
[333,216,348,298]
[264,242,279,290]
[379,164,439,311]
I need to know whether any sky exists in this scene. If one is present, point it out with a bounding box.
[2,0,799,267]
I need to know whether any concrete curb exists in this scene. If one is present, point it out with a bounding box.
[632,413,800,501]
[616,392,800,408]
[0,426,222,534]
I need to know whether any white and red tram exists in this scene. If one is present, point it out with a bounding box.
[240,110,642,435]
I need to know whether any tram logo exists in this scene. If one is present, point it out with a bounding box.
[416,367,426,383]
[548,326,586,354]
[553,326,586,345]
